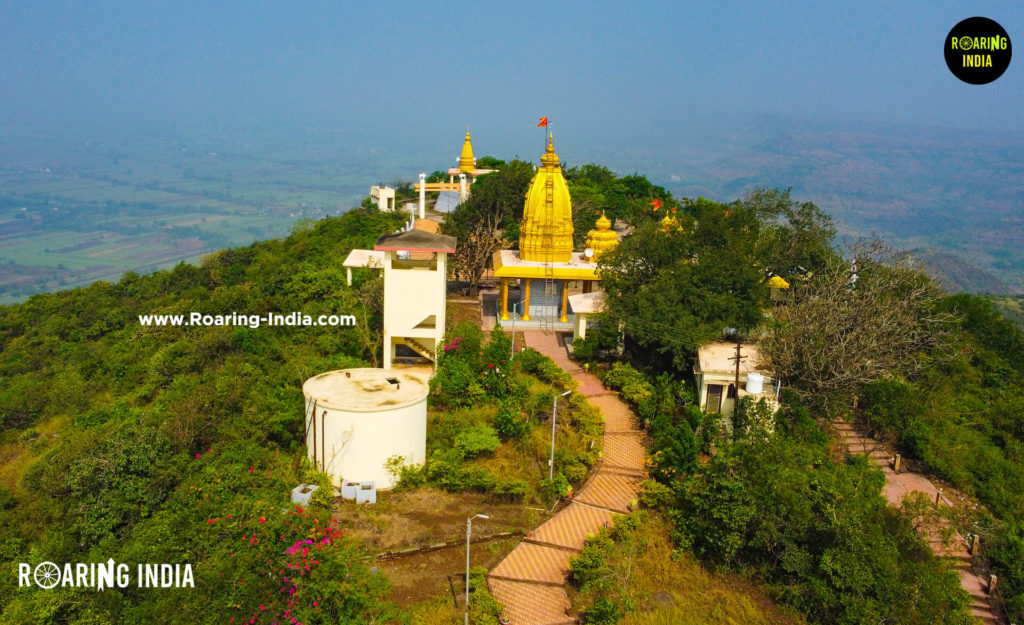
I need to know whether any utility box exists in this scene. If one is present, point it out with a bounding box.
[290,483,319,506]
[355,481,377,505]
[341,480,360,501]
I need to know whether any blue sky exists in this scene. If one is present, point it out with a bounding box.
[0,1,1020,151]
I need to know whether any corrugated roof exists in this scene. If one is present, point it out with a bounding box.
[434,191,462,213]
[374,229,456,253]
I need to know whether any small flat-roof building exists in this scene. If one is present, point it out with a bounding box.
[342,249,385,286]
[694,341,778,419]
[370,184,396,212]
[566,290,606,341]
[374,228,456,369]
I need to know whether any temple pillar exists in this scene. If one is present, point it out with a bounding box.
[499,279,509,321]
[521,279,531,321]
[559,279,569,323]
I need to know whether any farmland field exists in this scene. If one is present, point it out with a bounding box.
[0,124,436,303]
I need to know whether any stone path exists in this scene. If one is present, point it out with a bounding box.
[834,420,1003,624]
[487,331,647,625]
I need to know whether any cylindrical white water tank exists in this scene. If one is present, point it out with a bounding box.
[745,372,764,395]
[302,368,428,489]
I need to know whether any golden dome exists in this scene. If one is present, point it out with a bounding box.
[584,212,618,262]
[458,131,475,174]
[660,212,683,234]
[518,134,574,263]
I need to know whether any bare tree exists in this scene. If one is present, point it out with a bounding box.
[447,209,503,296]
[440,160,534,296]
[760,239,958,413]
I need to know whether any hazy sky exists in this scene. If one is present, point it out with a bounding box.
[1,1,1020,152]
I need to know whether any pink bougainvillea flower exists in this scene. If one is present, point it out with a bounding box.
[259,518,266,524]
[195,453,201,459]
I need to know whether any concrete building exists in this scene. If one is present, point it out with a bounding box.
[374,228,456,369]
[693,341,778,418]
[370,184,396,212]
[302,368,429,488]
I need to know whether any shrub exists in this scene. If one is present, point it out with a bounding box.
[384,455,428,490]
[0,487,16,511]
[492,478,529,502]
[516,348,576,390]
[493,401,529,441]
[580,596,622,624]
[572,336,598,362]
[569,532,614,591]
[602,362,653,408]
[454,423,500,458]
[430,357,484,407]
[540,474,572,503]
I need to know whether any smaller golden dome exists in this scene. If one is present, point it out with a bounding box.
[660,213,683,234]
[584,211,618,262]
[458,130,476,173]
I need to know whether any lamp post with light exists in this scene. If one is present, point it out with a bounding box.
[549,390,572,481]
[465,513,489,625]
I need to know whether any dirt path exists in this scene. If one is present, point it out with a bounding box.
[487,331,647,625]
[834,420,1003,624]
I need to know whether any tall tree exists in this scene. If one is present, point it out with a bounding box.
[745,187,838,277]
[598,197,766,371]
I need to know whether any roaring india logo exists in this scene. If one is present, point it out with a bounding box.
[944,17,1012,85]
[18,559,194,590]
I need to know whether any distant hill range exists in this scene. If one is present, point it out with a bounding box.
[1,117,1021,303]
[644,116,1024,294]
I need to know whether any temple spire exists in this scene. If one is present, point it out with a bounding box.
[458,130,476,174]
[518,133,574,263]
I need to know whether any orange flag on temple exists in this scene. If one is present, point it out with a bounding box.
[650,198,662,210]
[537,116,548,127]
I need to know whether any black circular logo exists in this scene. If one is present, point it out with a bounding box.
[945,17,1012,84]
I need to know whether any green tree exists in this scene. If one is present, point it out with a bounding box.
[744,187,837,277]
[598,197,766,371]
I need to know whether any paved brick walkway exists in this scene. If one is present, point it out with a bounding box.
[486,330,647,625]
[834,420,1002,624]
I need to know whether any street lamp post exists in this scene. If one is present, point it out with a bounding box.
[510,301,519,361]
[549,390,572,481]
[465,513,489,625]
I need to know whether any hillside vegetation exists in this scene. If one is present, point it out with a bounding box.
[0,209,408,623]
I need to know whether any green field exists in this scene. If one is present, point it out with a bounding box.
[0,128,400,303]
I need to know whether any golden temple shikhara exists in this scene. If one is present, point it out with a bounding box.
[457,131,476,174]
[492,134,617,324]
